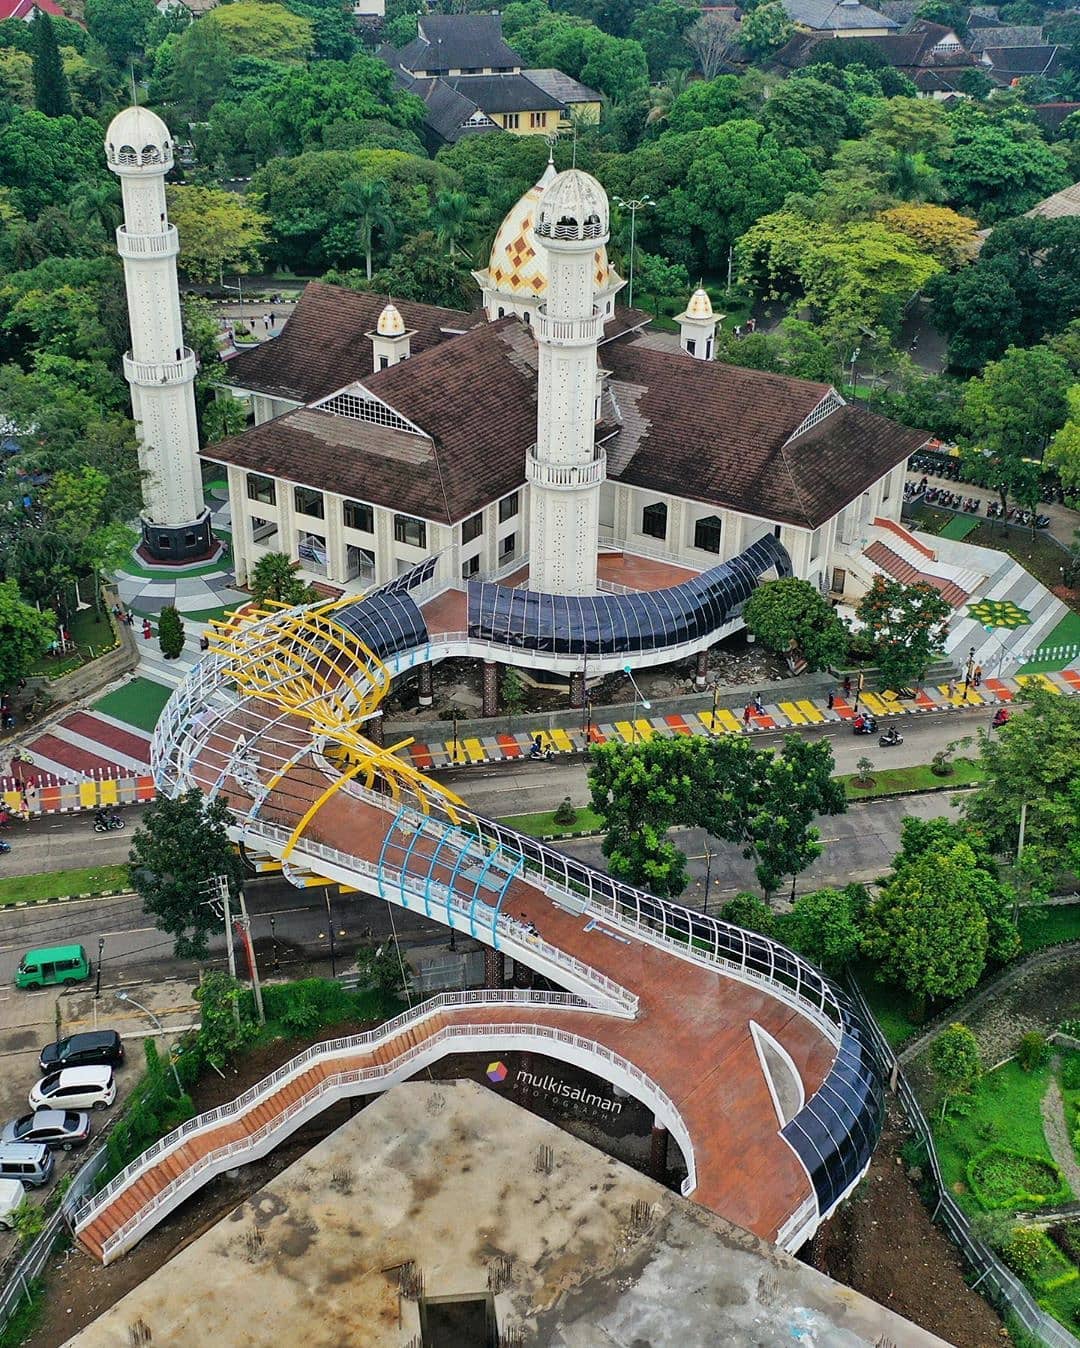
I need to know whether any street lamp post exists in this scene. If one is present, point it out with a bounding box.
[711,681,720,736]
[613,195,654,310]
[325,886,336,979]
[623,663,652,743]
[117,990,183,1095]
[703,841,713,913]
[95,937,104,1000]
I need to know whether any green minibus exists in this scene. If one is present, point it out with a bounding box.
[15,945,92,990]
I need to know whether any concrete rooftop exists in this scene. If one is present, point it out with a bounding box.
[66,1080,949,1347]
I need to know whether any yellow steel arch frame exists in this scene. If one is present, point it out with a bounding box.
[210,596,464,852]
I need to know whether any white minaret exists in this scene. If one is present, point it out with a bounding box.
[527,169,608,595]
[106,107,211,561]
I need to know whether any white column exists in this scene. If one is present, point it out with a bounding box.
[527,171,608,596]
[106,108,209,560]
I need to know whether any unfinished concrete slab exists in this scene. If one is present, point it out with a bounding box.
[65,1080,948,1347]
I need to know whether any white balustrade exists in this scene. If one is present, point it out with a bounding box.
[526,446,606,490]
[115,225,178,258]
[123,349,197,386]
[533,307,605,346]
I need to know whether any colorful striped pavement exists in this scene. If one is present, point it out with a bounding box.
[402,668,1079,771]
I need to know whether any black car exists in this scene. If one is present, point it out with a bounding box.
[38,1030,124,1075]
[0,1109,91,1151]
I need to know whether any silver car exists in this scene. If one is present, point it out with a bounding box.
[1,1109,91,1152]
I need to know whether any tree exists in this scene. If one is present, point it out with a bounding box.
[501,665,525,733]
[158,604,184,659]
[633,250,689,317]
[878,203,979,269]
[167,18,234,121]
[939,107,1070,224]
[368,230,474,309]
[339,177,394,281]
[69,180,121,241]
[430,188,468,257]
[0,579,55,687]
[202,395,248,444]
[743,578,848,673]
[193,972,256,1069]
[250,551,316,607]
[1046,384,1080,495]
[760,77,852,163]
[165,186,267,284]
[739,2,793,59]
[644,68,689,129]
[684,12,737,80]
[777,886,864,973]
[964,687,1080,896]
[129,789,245,960]
[84,0,157,67]
[855,576,951,691]
[719,892,777,938]
[31,11,71,118]
[203,2,313,62]
[928,1023,981,1121]
[862,844,992,1017]
[963,344,1071,521]
[629,0,695,80]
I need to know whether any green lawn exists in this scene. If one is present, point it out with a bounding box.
[1017,610,1080,675]
[906,504,956,536]
[852,962,921,1048]
[1017,903,1080,953]
[92,676,173,733]
[29,606,116,679]
[178,604,244,624]
[841,757,985,799]
[933,1060,1061,1212]
[498,805,605,837]
[0,863,130,905]
[939,515,979,541]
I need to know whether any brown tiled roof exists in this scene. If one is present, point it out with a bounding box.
[224,281,481,404]
[207,318,536,524]
[603,341,927,528]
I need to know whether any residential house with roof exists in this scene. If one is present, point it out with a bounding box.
[0,0,68,21]
[780,0,898,38]
[980,42,1062,85]
[377,14,600,148]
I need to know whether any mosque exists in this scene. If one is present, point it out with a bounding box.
[106,104,930,699]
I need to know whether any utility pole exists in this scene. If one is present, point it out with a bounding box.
[613,195,655,310]
[237,886,265,1024]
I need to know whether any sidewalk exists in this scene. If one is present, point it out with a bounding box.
[401,668,1078,770]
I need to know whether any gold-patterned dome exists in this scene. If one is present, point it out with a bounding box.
[685,286,714,320]
[485,159,615,298]
[376,301,405,336]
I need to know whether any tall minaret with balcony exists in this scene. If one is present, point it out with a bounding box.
[105,107,211,561]
[527,169,608,595]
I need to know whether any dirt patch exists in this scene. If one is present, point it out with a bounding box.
[810,1104,1007,1347]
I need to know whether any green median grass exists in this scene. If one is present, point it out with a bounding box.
[93,676,174,734]
[498,806,604,837]
[841,757,985,799]
[1018,903,1080,953]
[0,863,130,905]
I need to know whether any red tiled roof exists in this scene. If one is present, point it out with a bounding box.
[224,281,482,404]
[0,0,66,18]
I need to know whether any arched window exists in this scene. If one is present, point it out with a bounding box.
[641,501,667,540]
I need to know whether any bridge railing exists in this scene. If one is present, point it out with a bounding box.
[78,1012,693,1264]
[75,990,602,1233]
[241,816,639,1017]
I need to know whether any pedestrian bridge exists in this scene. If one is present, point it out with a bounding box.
[74,573,883,1265]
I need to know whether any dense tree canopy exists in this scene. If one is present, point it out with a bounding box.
[742,578,849,673]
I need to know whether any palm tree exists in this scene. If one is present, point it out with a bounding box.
[340,178,395,281]
[70,181,121,240]
[646,68,690,126]
[430,189,469,257]
[889,152,943,204]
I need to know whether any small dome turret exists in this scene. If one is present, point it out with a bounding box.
[536,169,609,244]
[686,287,714,320]
[377,301,405,337]
[105,106,174,173]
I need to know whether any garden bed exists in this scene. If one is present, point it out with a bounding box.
[841,757,984,799]
[966,1145,1069,1210]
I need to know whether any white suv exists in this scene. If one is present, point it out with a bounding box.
[0,1178,26,1231]
[29,1066,116,1112]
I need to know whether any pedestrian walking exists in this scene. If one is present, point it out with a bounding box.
[973,664,983,688]
[743,704,752,726]
[142,618,152,640]
[827,690,835,710]
[843,675,851,696]
[947,678,957,699]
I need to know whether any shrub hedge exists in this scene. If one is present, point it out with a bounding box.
[967,1146,1070,1211]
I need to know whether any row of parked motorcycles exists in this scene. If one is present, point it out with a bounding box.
[905,478,1051,530]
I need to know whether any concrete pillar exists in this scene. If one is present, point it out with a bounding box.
[483,947,505,990]
[649,1122,669,1181]
[418,664,433,708]
[695,648,709,691]
[482,659,498,718]
[569,670,585,708]
[513,960,534,989]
